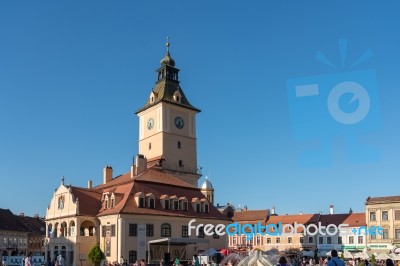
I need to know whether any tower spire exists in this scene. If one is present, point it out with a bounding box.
[166,36,170,53]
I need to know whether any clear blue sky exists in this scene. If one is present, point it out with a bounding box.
[1,1,399,217]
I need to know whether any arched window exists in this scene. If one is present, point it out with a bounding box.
[69,221,75,236]
[161,223,171,237]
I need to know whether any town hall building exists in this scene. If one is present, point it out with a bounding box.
[44,42,230,266]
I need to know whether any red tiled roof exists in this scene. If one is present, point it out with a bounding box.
[69,187,103,216]
[366,196,400,204]
[232,210,270,223]
[134,168,197,189]
[266,214,320,225]
[92,167,230,221]
[319,213,366,226]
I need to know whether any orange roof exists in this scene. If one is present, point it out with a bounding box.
[90,166,230,221]
[319,213,365,227]
[266,214,320,225]
[232,210,270,223]
[69,187,103,216]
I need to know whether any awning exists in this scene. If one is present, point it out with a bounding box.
[148,237,210,245]
[147,238,210,262]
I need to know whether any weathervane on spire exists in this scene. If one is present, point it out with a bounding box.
[166,36,170,53]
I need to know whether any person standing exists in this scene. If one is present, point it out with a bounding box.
[327,250,345,266]
[193,255,200,266]
[25,254,32,266]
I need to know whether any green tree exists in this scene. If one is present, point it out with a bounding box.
[87,245,105,266]
[371,254,376,265]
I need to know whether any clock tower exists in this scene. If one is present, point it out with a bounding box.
[135,41,201,186]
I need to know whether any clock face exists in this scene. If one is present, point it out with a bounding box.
[147,118,154,130]
[174,116,184,129]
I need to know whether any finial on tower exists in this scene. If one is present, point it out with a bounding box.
[166,37,170,53]
[61,176,65,185]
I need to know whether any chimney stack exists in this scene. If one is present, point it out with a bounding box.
[20,213,24,217]
[329,205,334,215]
[88,180,92,189]
[271,206,276,215]
[103,166,113,184]
[135,154,147,175]
[34,214,39,218]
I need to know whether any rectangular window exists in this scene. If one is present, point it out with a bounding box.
[129,224,137,237]
[146,224,154,237]
[319,237,323,244]
[198,226,205,238]
[164,200,170,210]
[182,201,188,211]
[204,204,209,213]
[102,226,106,237]
[358,236,363,244]
[196,204,201,213]
[173,200,179,210]
[338,236,342,244]
[149,198,155,208]
[349,236,354,244]
[182,226,188,238]
[232,237,237,245]
[370,234,376,240]
[327,237,331,244]
[256,236,261,245]
[111,225,116,237]
[179,160,183,167]
[300,237,304,244]
[395,210,400,220]
[213,229,219,239]
[139,197,145,208]
[276,237,280,244]
[370,211,376,221]
[129,251,137,264]
[382,211,389,221]
[267,238,271,244]
[383,229,389,239]
[395,229,400,239]
[288,237,292,244]
[308,237,313,243]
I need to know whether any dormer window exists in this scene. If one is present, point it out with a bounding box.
[196,203,201,213]
[149,91,157,104]
[146,193,155,209]
[111,198,115,208]
[135,192,145,208]
[161,195,170,210]
[191,197,200,212]
[204,203,209,213]
[179,197,188,211]
[170,196,179,210]
[173,91,182,103]
[104,194,110,209]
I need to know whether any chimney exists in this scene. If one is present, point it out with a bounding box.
[103,166,113,184]
[88,180,92,189]
[329,205,334,215]
[20,213,24,217]
[135,154,147,175]
[271,206,275,215]
[244,205,248,211]
[300,211,303,215]
[34,214,39,218]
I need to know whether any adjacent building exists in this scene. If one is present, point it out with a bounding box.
[0,209,45,262]
[365,196,400,253]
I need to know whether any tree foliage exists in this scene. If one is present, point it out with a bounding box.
[371,254,376,264]
[87,245,105,266]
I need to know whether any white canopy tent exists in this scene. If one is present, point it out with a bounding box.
[374,253,391,260]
